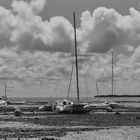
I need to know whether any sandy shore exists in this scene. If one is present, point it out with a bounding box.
[61,126,140,140]
[0,122,140,139]
[0,111,140,139]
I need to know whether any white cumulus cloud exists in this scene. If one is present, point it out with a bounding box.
[1,0,140,95]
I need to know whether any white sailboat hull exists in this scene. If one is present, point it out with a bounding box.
[86,102,109,110]
[52,99,74,113]
[52,100,92,113]
[0,100,7,106]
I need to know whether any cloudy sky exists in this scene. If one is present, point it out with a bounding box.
[0,0,140,97]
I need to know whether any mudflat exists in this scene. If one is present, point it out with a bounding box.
[0,111,140,139]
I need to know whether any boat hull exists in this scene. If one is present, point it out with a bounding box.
[53,102,92,114]
[72,104,91,114]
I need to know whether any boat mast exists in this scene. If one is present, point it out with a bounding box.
[5,84,7,101]
[67,66,74,99]
[96,81,99,96]
[73,12,80,103]
[112,51,114,96]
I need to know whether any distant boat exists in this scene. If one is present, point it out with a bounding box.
[88,52,120,111]
[95,95,140,97]
[108,51,118,106]
[39,104,53,112]
[87,82,111,110]
[0,85,8,106]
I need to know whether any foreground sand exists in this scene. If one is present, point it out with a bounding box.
[0,111,140,139]
[62,126,140,140]
[0,121,140,140]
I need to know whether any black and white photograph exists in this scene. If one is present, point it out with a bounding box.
[0,0,140,139]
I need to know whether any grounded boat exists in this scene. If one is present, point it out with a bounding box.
[70,12,91,113]
[52,99,74,113]
[52,13,92,114]
[39,104,53,111]
[87,52,121,111]
[86,101,109,110]
[0,85,8,106]
[39,67,74,112]
[0,97,7,106]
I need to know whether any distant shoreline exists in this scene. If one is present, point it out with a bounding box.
[94,95,140,97]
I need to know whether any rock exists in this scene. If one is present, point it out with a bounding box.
[107,107,112,112]
[14,108,22,117]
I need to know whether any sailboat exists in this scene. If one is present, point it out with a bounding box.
[51,66,74,113]
[94,52,119,109]
[107,51,119,109]
[65,12,91,113]
[87,52,121,111]
[0,85,7,106]
[86,81,110,110]
[52,12,92,113]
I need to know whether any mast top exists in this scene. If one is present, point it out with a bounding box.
[73,12,80,103]
[111,51,114,96]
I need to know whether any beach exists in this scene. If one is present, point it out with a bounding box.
[0,97,140,139]
[0,111,140,139]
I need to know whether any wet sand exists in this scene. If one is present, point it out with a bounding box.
[0,111,140,139]
[62,126,140,140]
